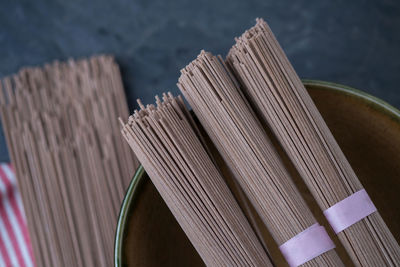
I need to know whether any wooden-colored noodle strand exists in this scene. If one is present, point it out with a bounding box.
[0,55,139,267]
[227,18,400,266]
[120,93,273,267]
[178,50,344,266]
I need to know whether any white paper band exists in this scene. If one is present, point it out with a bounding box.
[324,189,377,234]
[279,223,336,267]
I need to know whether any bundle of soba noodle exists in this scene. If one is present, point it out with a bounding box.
[120,94,273,267]
[227,18,400,266]
[178,51,344,266]
[0,55,138,267]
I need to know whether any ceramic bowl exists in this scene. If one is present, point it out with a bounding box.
[115,80,400,267]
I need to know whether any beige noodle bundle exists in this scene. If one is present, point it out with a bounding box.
[120,94,273,267]
[178,51,344,266]
[227,18,400,266]
[0,55,138,267]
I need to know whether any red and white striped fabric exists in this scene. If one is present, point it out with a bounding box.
[0,164,35,267]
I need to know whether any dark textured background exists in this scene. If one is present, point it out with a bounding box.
[0,0,399,161]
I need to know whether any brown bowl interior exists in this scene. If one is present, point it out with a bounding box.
[117,81,400,266]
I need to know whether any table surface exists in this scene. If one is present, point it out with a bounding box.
[0,0,399,162]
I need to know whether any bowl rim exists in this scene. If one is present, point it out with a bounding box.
[114,80,400,267]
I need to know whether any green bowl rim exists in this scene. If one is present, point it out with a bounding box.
[115,164,145,267]
[114,80,400,267]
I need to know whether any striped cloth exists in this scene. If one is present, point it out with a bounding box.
[0,164,35,267]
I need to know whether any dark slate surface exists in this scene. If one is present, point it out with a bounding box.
[0,0,399,162]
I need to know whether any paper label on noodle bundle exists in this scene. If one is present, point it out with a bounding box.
[279,223,335,267]
[323,189,377,233]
